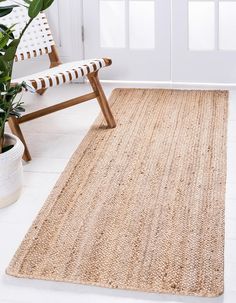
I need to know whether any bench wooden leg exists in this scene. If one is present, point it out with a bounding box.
[87,71,116,129]
[8,116,32,162]
[7,70,115,162]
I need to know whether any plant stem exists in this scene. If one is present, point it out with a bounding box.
[8,18,34,82]
[19,18,33,40]
[0,133,4,154]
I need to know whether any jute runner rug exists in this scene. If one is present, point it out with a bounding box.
[7,89,228,297]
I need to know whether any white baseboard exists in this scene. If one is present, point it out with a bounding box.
[99,80,236,90]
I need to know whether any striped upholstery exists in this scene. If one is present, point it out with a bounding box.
[3,2,111,91]
[2,3,55,61]
[13,59,109,90]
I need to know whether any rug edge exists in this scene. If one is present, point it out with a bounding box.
[5,269,224,298]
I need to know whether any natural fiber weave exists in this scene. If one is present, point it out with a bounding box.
[7,89,228,297]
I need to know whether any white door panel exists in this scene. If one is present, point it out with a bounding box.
[47,0,83,62]
[83,0,171,81]
[172,0,236,84]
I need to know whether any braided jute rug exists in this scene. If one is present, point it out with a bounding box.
[7,89,228,297]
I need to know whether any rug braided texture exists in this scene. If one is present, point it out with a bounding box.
[7,89,228,297]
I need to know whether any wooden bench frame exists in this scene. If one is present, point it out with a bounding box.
[9,45,116,162]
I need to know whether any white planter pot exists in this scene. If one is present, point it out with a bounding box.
[0,134,24,208]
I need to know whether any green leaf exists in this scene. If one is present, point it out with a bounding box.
[0,5,18,17]
[0,5,18,8]
[23,0,31,5]
[0,55,8,75]
[4,39,19,61]
[4,47,16,61]
[28,0,43,18]
[42,0,54,10]
[0,75,10,82]
[0,8,12,17]
[0,24,15,40]
[0,33,8,48]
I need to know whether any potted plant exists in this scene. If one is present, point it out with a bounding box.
[0,0,54,208]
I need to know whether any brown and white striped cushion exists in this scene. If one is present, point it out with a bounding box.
[13,59,109,90]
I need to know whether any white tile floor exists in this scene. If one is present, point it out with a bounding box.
[0,83,236,303]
